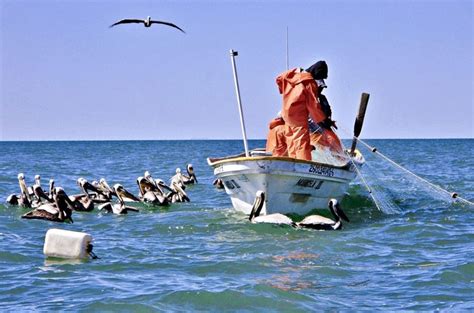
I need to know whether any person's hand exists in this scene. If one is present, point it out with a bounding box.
[321,118,337,130]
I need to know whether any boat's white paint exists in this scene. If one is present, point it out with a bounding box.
[208,151,364,216]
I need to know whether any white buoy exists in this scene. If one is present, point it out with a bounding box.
[43,228,93,259]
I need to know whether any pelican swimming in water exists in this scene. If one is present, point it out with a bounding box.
[109,16,185,33]
[296,199,349,230]
[98,184,140,215]
[17,173,32,208]
[70,178,95,211]
[170,169,190,202]
[249,191,295,226]
[182,164,198,184]
[248,192,349,230]
[48,179,55,198]
[213,178,224,190]
[22,187,74,223]
[98,178,115,200]
[31,183,54,208]
[137,175,168,205]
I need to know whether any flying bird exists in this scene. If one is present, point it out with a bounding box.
[109,16,185,33]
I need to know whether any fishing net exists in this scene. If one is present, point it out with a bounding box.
[354,139,471,213]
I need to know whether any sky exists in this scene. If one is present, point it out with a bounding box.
[0,0,472,141]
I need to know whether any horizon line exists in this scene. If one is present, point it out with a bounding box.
[0,137,472,143]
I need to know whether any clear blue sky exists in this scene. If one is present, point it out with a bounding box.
[1,0,472,140]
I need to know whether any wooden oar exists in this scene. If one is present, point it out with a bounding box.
[350,92,370,156]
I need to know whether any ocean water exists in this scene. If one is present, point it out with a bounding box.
[0,139,473,311]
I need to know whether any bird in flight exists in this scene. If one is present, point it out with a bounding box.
[109,16,185,33]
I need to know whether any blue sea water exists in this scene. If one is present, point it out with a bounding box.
[0,139,473,311]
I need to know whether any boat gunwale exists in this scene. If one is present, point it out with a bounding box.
[207,155,353,170]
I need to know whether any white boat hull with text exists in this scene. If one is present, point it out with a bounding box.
[208,151,364,216]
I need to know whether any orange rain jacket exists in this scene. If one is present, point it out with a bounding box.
[276,68,327,160]
[265,117,288,157]
[276,68,326,127]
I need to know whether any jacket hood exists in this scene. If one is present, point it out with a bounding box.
[276,68,314,94]
[306,61,328,80]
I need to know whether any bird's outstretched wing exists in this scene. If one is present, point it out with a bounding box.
[109,19,144,28]
[150,20,186,33]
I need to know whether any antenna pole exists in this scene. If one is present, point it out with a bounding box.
[286,26,289,70]
[229,49,250,157]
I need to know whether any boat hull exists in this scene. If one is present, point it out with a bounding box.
[208,155,361,216]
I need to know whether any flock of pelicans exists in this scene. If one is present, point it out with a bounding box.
[6,164,198,223]
[6,163,349,230]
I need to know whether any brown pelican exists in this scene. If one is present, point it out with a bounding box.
[98,184,140,215]
[137,176,168,205]
[109,16,185,33]
[296,199,349,230]
[170,168,185,186]
[17,173,32,208]
[32,183,54,207]
[213,178,224,189]
[183,164,198,184]
[22,187,74,223]
[6,194,20,205]
[249,192,349,230]
[249,191,295,226]
[71,178,95,211]
[98,178,115,199]
[48,179,55,198]
[34,175,41,187]
[170,169,190,202]
[115,183,140,202]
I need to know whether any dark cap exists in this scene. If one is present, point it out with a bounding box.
[306,60,328,80]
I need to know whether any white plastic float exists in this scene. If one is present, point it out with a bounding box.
[43,228,93,259]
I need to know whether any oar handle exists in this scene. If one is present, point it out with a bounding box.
[350,92,370,156]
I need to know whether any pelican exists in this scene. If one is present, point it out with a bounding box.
[98,184,140,215]
[48,179,55,199]
[22,187,74,223]
[31,183,54,207]
[249,191,295,226]
[170,168,185,186]
[183,164,198,184]
[109,16,185,33]
[115,183,140,202]
[296,199,349,230]
[99,178,115,199]
[169,169,190,202]
[17,173,32,208]
[6,194,20,205]
[213,178,224,190]
[34,175,41,187]
[71,178,95,211]
[137,175,168,205]
[89,179,113,202]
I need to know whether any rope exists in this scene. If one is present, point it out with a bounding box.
[339,127,473,206]
[339,139,383,211]
[87,243,100,259]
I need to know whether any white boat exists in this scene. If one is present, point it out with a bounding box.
[207,149,365,216]
[213,49,370,216]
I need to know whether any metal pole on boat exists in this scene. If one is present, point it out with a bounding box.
[229,49,250,157]
[350,92,370,156]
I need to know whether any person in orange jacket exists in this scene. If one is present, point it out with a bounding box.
[265,112,288,157]
[276,60,333,160]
